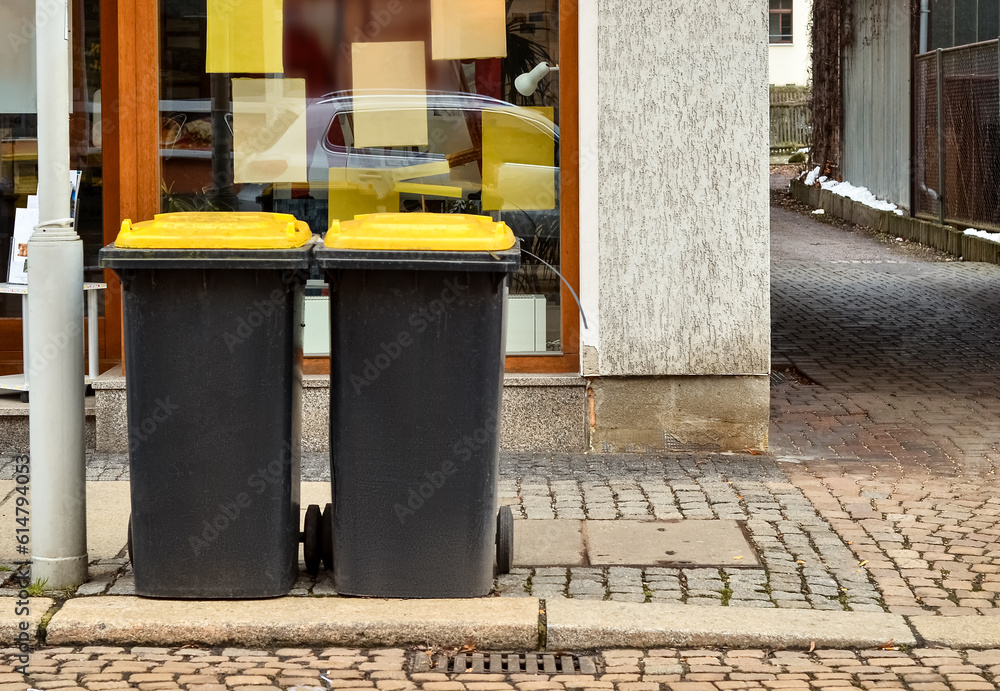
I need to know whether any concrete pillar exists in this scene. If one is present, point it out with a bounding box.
[580,0,771,452]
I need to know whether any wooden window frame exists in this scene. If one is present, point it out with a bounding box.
[769,0,793,44]
[102,0,580,376]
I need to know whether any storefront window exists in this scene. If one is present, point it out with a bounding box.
[0,1,104,321]
[159,0,563,355]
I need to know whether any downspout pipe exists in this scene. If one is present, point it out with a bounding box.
[920,0,930,53]
[29,0,88,591]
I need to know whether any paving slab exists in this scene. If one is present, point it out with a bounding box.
[83,481,131,560]
[0,596,53,645]
[300,481,329,509]
[45,595,540,648]
[586,519,760,567]
[910,615,1000,649]
[0,481,129,562]
[513,520,584,566]
[544,599,916,649]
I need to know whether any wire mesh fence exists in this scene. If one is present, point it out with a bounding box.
[914,53,941,220]
[915,41,1000,230]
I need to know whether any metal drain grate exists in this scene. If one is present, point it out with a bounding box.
[410,652,598,675]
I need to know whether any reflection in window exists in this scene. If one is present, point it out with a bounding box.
[159,0,564,354]
[1,0,104,320]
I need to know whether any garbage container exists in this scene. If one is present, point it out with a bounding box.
[315,213,521,598]
[100,212,313,599]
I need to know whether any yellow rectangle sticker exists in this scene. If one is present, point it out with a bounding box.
[232,78,308,184]
[482,107,556,211]
[431,0,507,60]
[206,0,284,74]
[352,41,429,149]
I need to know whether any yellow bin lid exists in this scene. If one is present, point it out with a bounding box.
[324,213,516,252]
[116,212,312,249]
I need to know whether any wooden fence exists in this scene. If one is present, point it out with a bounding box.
[770,86,812,154]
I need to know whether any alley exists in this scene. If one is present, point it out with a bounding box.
[771,200,1000,471]
[769,184,1000,618]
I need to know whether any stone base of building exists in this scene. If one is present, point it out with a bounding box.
[0,396,98,455]
[589,375,770,453]
[90,367,590,454]
[3,370,769,456]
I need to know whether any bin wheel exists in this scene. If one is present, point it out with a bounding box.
[496,505,514,575]
[321,503,334,572]
[303,504,321,577]
[19,392,28,404]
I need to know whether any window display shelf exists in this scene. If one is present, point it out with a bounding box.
[0,282,106,397]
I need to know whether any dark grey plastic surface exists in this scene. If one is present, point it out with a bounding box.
[320,244,520,598]
[102,245,308,598]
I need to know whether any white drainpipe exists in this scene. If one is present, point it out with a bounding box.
[29,0,88,590]
[920,0,930,54]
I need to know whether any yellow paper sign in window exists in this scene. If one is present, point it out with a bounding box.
[352,42,429,149]
[328,168,400,228]
[482,107,556,211]
[232,78,308,184]
[328,161,461,226]
[206,0,284,74]
[431,0,507,60]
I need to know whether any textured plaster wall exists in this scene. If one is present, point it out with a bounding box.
[596,0,770,377]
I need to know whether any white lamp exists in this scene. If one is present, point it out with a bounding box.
[515,62,560,97]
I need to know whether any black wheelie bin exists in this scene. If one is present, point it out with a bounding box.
[100,212,312,598]
[315,213,520,598]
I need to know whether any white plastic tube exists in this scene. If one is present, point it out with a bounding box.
[28,220,88,589]
[30,0,85,590]
[920,0,930,54]
[35,0,71,224]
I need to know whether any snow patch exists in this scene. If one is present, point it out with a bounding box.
[803,166,820,186]
[819,179,905,216]
[963,228,1000,244]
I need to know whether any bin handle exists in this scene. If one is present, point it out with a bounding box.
[518,247,590,331]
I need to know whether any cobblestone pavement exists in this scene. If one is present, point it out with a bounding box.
[0,453,884,612]
[782,460,1000,618]
[4,645,1000,691]
[493,454,881,611]
[769,192,1000,618]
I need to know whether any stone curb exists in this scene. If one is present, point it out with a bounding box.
[0,597,53,648]
[14,596,1000,650]
[910,616,1000,649]
[788,178,1000,265]
[544,599,917,650]
[43,596,540,648]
